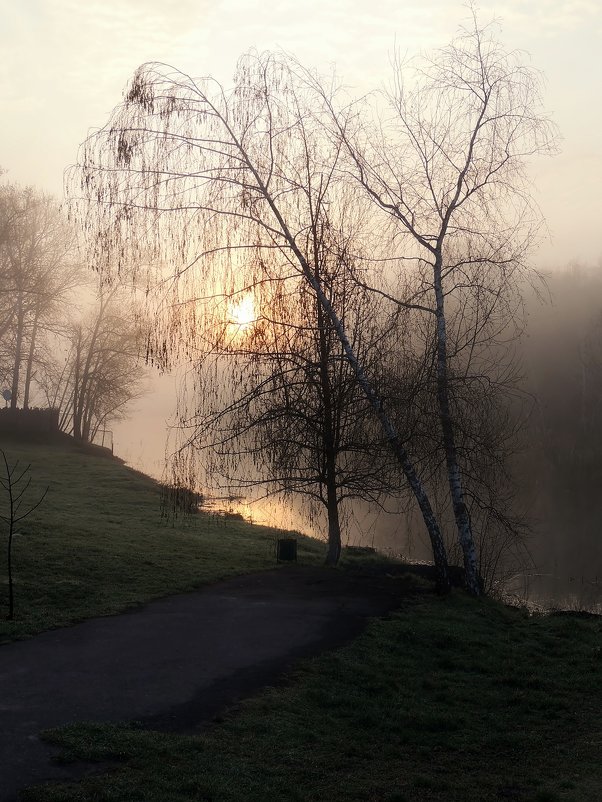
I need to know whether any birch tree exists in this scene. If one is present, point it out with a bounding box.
[308,13,557,594]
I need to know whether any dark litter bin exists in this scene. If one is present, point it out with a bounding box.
[277,537,297,562]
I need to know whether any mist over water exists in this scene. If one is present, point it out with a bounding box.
[112,265,602,612]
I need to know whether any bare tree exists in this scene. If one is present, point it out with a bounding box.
[67,52,453,591]
[308,11,557,593]
[376,258,533,593]
[177,223,395,566]
[40,290,146,443]
[0,184,77,409]
[0,450,48,620]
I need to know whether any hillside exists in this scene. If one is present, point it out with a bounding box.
[1,434,601,802]
[0,432,324,641]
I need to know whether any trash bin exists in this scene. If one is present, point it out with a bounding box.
[277,537,297,562]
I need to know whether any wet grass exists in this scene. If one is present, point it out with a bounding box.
[22,587,602,802]
[0,432,324,641]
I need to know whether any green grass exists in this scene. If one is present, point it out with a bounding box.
[21,589,602,802]
[2,432,601,801]
[0,432,324,641]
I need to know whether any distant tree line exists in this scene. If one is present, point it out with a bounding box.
[0,183,146,444]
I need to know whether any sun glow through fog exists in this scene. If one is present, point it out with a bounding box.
[228,293,256,332]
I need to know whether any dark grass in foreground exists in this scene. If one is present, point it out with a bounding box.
[24,584,602,802]
[0,433,324,642]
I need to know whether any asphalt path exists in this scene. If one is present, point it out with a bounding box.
[0,565,406,801]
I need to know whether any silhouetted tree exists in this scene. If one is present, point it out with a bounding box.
[177,223,395,566]
[40,291,146,443]
[0,450,48,619]
[67,18,557,595]
[68,53,453,590]
[309,11,557,593]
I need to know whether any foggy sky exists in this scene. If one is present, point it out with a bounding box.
[2,0,602,477]
[2,0,601,267]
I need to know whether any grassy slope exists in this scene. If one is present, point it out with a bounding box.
[22,587,602,802]
[0,432,324,641]
[2,434,600,801]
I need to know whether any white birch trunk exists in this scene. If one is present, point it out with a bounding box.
[433,258,481,595]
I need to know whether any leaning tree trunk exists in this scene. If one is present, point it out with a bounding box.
[72,333,83,440]
[291,253,450,590]
[294,244,450,591]
[433,258,481,596]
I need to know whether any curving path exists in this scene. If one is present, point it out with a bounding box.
[0,565,406,801]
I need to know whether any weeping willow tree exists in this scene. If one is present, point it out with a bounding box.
[67,51,452,591]
[174,218,401,566]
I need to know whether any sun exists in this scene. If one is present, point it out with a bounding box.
[228,293,256,331]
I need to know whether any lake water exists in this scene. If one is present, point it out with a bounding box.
[208,495,602,613]
[502,571,602,614]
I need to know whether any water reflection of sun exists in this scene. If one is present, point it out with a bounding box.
[228,293,256,332]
